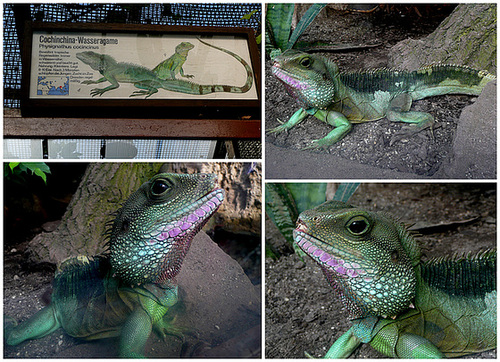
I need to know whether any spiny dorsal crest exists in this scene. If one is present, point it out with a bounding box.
[421,249,496,298]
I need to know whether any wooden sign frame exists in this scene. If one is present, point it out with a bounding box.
[21,22,261,119]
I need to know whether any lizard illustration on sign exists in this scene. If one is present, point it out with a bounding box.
[76,38,253,98]
[152,41,195,80]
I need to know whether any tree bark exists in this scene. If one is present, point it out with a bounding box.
[28,163,163,264]
[389,4,496,73]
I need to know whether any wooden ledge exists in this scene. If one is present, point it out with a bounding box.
[3,109,261,139]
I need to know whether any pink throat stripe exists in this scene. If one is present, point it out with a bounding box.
[295,232,368,278]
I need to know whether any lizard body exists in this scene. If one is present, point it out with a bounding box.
[4,173,225,357]
[153,41,195,80]
[269,50,495,148]
[76,38,253,98]
[293,200,496,358]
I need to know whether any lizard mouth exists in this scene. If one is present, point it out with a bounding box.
[154,187,225,283]
[272,63,310,91]
[294,225,370,279]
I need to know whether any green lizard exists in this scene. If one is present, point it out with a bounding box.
[76,38,253,98]
[153,41,195,80]
[294,200,496,358]
[4,173,225,358]
[268,50,495,149]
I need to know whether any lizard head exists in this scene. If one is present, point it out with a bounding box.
[76,51,116,71]
[294,200,419,320]
[272,50,338,110]
[175,42,195,54]
[108,173,224,286]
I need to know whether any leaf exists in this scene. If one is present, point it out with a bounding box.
[241,9,258,20]
[20,163,51,184]
[265,183,299,247]
[266,3,294,51]
[287,4,326,50]
[286,183,327,214]
[8,162,20,172]
[333,183,360,203]
[255,33,261,45]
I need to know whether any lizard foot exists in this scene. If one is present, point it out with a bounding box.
[302,139,332,151]
[389,122,439,146]
[153,314,193,343]
[266,119,291,135]
[90,88,108,97]
[130,90,157,98]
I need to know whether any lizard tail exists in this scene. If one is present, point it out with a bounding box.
[195,37,253,93]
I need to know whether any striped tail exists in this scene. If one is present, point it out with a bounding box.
[196,37,254,93]
[411,64,495,99]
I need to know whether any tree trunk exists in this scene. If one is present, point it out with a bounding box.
[28,163,163,264]
[389,4,496,73]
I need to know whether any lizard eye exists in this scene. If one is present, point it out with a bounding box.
[151,178,170,196]
[346,216,370,235]
[300,57,312,68]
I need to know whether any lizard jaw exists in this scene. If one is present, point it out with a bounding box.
[294,228,369,279]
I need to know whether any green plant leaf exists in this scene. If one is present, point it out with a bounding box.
[286,183,327,214]
[287,4,326,50]
[19,163,51,184]
[8,162,20,172]
[265,183,299,247]
[241,9,258,20]
[266,3,294,51]
[333,183,360,203]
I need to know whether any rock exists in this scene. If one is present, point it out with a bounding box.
[439,81,496,178]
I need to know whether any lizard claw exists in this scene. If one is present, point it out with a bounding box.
[152,314,190,342]
[266,120,290,135]
[90,88,106,97]
[302,139,330,151]
[130,90,157,98]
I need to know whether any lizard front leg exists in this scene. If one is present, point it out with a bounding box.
[83,76,120,97]
[81,77,107,85]
[303,109,353,150]
[4,305,61,346]
[267,108,310,135]
[311,327,362,358]
[179,68,194,79]
[370,323,444,358]
[119,308,153,358]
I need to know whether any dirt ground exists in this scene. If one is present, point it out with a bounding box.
[265,183,496,358]
[265,6,492,178]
